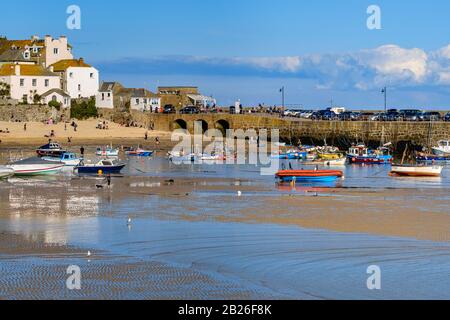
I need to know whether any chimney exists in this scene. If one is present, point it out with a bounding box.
[14,64,20,76]
[31,35,40,41]
[79,57,84,63]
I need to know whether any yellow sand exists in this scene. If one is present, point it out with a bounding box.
[0,120,170,146]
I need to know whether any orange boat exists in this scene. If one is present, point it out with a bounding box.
[275,170,343,182]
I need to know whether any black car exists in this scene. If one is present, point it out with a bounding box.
[400,109,422,121]
[311,110,337,120]
[338,111,361,121]
[162,105,176,114]
[179,106,200,114]
[419,111,441,121]
[444,113,450,122]
[383,111,402,121]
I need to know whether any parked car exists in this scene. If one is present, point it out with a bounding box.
[360,112,375,121]
[179,106,200,114]
[383,111,402,121]
[419,111,441,121]
[444,113,450,122]
[400,109,422,121]
[338,111,361,121]
[300,110,314,119]
[311,110,337,120]
[162,105,176,114]
[369,113,383,121]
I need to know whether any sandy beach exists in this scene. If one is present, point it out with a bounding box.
[0,120,172,147]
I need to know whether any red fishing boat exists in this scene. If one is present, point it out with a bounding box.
[275,169,343,182]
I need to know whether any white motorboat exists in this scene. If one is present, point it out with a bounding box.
[432,140,450,156]
[7,157,64,176]
[390,164,443,177]
[96,146,119,157]
[42,152,82,166]
[0,166,15,179]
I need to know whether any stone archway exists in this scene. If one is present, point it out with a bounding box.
[173,119,187,130]
[215,119,230,136]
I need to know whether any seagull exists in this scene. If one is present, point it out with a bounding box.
[87,251,91,257]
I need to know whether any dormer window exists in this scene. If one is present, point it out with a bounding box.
[53,48,59,54]
[90,73,94,79]
[23,51,30,59]
[69,72,73,78]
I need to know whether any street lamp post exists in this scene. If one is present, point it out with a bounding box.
[381,87,387,112]
[280,86,285,109]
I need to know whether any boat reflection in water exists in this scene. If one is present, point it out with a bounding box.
[276,180,343,193]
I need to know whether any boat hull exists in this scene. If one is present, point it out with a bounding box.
[276,170,343,182]
[126,151,154,157]
[390,165,442,177]
[8,164,64,176]
[0,167,15,179]
[347,155,392,164]
[76,164,125,174]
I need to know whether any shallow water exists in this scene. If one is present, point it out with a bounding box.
[0,149,449,299]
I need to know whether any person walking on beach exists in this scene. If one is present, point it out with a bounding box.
[23,123,27,132]
[80,146,85,158]
[106,174,111,188]
[144,131,148,141]
[155,136,160,148]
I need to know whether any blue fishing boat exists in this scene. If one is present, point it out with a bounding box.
[42,152,82,166]
[347,144,392,164]
[75,159,126,174]
[416,154,450,163]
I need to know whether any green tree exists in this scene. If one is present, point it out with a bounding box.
[70,97,98,119]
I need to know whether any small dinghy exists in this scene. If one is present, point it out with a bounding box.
[390,164,443,177]
[0,166,15,179]
[7,157,64,176]
[96,146,119,157]
[275,169,344,182]
[125,147,154,157]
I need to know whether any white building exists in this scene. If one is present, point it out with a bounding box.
[40,88,71,108]
[130,88,161,112]
[96,82,119,109]
[0,63,61,104]
[50,58,99,99]
[0,35,73,68]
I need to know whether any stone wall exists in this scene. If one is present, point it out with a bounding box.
[0,104,69,122]
[142,113,450,150]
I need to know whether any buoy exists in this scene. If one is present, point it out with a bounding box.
[98,169,103,175]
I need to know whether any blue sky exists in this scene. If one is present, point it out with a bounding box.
[1,0,449,108]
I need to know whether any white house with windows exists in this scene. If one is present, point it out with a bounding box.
[130,89,161,112]
[96,82,119,109]
[40,88,71,108]
[0,63,60,104]
[50,58,99,99]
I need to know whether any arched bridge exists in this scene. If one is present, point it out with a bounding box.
[132,112,450,150]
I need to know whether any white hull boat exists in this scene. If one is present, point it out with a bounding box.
[432,140,450,156]
[7,157,64,176]
[42,152,82,166]
[96,147,119,157]
[390,164,443,177]
[0,166,15,179]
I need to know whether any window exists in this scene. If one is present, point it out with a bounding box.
[90,73,94,79]
[69,72,73,78]
[52,95,57,102]
[32,79,37,87]
[107,93,111,98]
[22,94,28,102]
[144,99,147,104]
[20,79,25,87]
[45,79,49,87]
[53,48,59,54]
[78,84,81,91]
[136,99,139,104]
[102,93,105,101]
